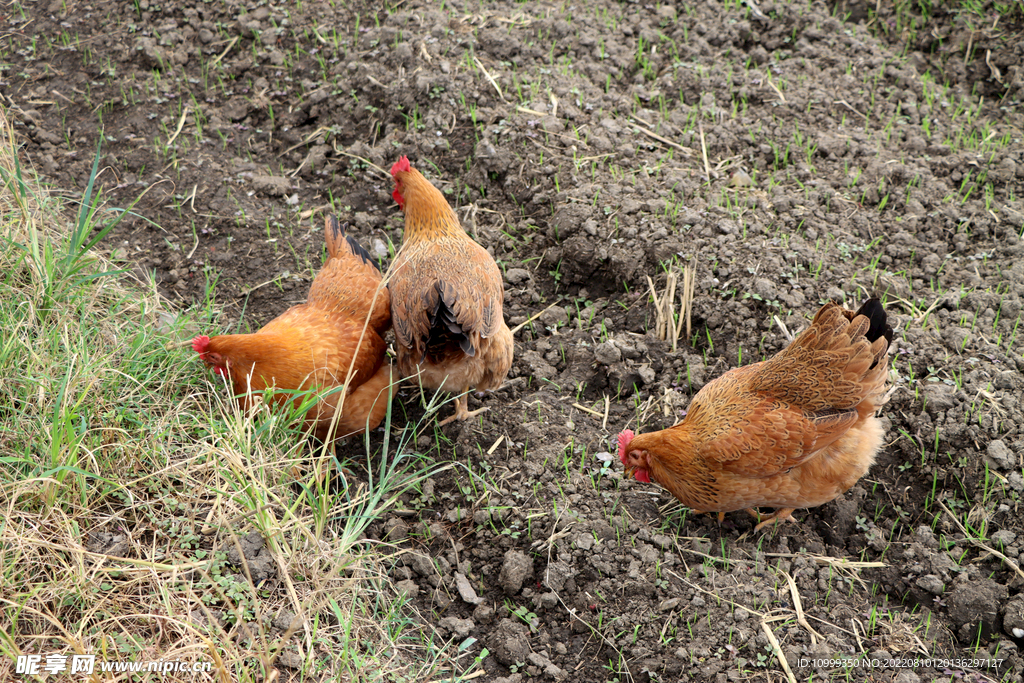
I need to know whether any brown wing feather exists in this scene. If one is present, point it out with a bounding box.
[443,239,504,340]
[671,300,890,479]
[676,365,819,479]
[390,237,503,359]
[389,244,439,356]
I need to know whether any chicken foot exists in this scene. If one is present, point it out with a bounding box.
[439,393,489,426]
[701,509,798,530]
[750,507,798,532]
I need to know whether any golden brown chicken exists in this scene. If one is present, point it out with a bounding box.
[388,156,513,425]
[193,216,395,440]
[619,299,892,531]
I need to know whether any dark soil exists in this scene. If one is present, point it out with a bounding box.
[5,0,1024,680]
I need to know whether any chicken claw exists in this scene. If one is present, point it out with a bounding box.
[439,394,490,425]
[753,508,798,532]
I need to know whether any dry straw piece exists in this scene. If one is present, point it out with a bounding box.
[647,259,696,353]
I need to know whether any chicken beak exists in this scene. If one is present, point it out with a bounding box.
[622,466,637,480]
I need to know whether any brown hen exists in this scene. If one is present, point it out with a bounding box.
[388,156,513,425]
[619,299,892,531]
[193,216,395,441]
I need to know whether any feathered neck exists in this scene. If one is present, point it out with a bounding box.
[213,331,297,361]
[392,167,464,243]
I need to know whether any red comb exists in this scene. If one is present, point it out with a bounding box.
[617,429,634,465]
[191,335,210,353]
[390,156,411,177]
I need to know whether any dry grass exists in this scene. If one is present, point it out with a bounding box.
[646,260,696,352]
[0,110,455,682]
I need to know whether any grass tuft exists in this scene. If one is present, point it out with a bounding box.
[0,109,454,681]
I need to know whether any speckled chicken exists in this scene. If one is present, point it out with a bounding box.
[388,156,513,425]
[619,299,893,531]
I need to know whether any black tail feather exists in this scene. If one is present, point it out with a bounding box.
[855,298,891,344]
[326,214,380,272]
[855,297,893,369]
[425,282,475,360]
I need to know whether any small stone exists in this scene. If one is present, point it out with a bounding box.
[383,517,408,542]
[651,534,673,550]
[1003,596,1024,637]
[729,169,753,187]
[542,560,571,592]
[454,572,483,605]
[271,610,299,631]
[277,651,303,669]
[914,525,938,549]
[473,603,495,624]
[489,618,530,666]
[539,305,569,328]
[637,364,656,385]
[528,651,568,680]
[505,267,532,285]
[407,552,435,577]
[393,42,413,61]
[446,507,467,523]
[752,278,778,301]
[475,139,497,159]
[537,592,558,609]
[947,579,1008,640]
[250,174,292,196]
[370,238,389,260]
[691,537,712,554]
[922,383,956,414]
[894,671,920,683]
[717,219,740,236]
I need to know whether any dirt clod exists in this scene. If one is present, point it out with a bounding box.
[947,579,1009,642]
[498,550,535,595]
